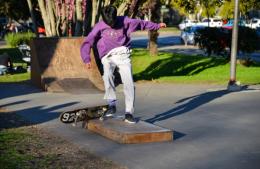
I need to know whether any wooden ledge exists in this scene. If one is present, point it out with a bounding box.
[86,117,173,144]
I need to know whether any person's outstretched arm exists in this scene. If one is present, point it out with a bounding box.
[80,25,101,69]
[126,17,166,33]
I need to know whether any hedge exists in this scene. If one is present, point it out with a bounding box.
[4,32,36,47]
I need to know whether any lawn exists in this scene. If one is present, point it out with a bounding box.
[0,47,29,83]
[1,47,260,85]
[132,49,260,85]
[0,112,124,169]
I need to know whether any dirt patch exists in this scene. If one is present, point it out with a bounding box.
[0,110,127,169]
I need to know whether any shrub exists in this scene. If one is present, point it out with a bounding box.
[195,27,231,57]
[4,32,36,47]
[238,27,259,53]
[195,26,258,58]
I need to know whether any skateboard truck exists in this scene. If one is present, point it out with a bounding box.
[72,109,87,127]
[72,106,108,126]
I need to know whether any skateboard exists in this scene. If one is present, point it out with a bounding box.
[59,104,109,126]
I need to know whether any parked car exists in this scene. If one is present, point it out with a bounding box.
[245,18,260,29]
[18,43,31,72]
[197,18,223,27]
[222,19,246,29]
[180,25,206,45]
[178,19,198,30]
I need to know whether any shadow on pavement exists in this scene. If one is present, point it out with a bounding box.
[0,100,30,108]
[173,131,186,140]
[0,101,80,129]
[0,81,42,99]
[16,101,79,124]
[146,85,255,124]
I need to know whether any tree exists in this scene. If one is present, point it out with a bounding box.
[240,0,260,17]
[0,0,30,23]
[199,0,223,26]
[26,0,38,36]
[34,0,134,37]
[219,0,260,19]
[171,0,198,19]
[37,0,55,36]
[171,0,223,21]
[219,0,234,19]
[143,0,161,56]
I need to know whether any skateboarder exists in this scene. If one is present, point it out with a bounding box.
[80,5,166,123]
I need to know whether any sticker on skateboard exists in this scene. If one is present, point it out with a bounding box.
[59,105,109,126]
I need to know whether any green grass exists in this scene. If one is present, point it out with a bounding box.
[1,47,260,85]
[0,112,125,169]
[0,73,30,83]
[0,128,53,168]
[132,49,260,85]
[0,47,29,83]
[0,47,24,64]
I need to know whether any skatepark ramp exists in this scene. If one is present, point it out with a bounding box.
[30,37,104,93]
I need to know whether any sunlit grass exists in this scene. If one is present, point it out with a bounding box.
[132,49,260,85]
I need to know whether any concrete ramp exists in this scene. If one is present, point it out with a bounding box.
[30,37,104,93]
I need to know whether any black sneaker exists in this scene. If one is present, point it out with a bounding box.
[104,105,116,117]
[124,113,136,124]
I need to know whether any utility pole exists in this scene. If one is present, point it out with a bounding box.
[227,0,241,91]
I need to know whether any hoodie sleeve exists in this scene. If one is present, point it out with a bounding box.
[125,17,160,33]
[80,25,101,63]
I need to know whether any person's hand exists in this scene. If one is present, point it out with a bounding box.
[159,23,167,28]
[85,63,91,69]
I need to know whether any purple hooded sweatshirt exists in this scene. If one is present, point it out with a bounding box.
[80,16,160,63]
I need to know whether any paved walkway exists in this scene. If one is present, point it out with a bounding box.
[1,82,260,169]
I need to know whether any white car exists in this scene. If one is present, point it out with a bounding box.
[197,18,223,27]
[245,18,260,29]
[180,26,206,45]
[178,19,198,30]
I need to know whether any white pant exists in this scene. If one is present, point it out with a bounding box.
[101,46,135,114]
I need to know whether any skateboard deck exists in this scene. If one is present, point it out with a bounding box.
[59,104,109,126]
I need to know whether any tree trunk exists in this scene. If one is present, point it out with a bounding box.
[147,0,161,56]
[60,3,67,36]
[148,30,158,56]
[128,0,139,18]
[96,0,102,22]
[26,0,38,37]
[91,0,98,27]
[83,0,92,35]
[46,0,57,36]
[38,0,52,36]
[104,0,110,6]
[75,0,83,36]
[117,0,131,16]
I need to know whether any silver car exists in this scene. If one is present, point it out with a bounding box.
[180,26,205,45]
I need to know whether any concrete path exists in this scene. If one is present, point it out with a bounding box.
[1,82,260,169]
